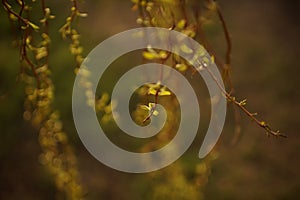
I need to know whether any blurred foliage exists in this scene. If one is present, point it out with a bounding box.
[1,0,299,200]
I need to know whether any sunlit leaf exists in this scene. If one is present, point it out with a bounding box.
[177,19,186,29]
[175,63,188,71]
[180,44,193,54]
[28,21,40,30]
[159,89,171,96]
[143,51,158,60]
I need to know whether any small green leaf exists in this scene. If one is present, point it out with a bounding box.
[239,99,247,106]
[177,19,187,29]
[153,110,159,116]
[143,51,158,60]
[77,12,88,17]
[180,44,193,54]
[182,29,196,38]
[140,105,150,111]
[159,91,171,96]
[175,63,188,72]
[148,87,158,95]
[28,21,39,30]
[159,87,171,96]
[159,51,168,59]
[211,55,215,64]
[35,47,48,60]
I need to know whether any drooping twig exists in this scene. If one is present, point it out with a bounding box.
[198,60,287,138]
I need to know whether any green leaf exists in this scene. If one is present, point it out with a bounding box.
[28,22,40,30]
[180,44,193,54]
[177,19,186,29]
[175,63,188,72]
[143,51,158,60]
[140,105,150,111]
[153,110,159,116]
[148,87,158,95]
[159,87,171,96]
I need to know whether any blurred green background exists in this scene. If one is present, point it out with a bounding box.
[0,0,300,199]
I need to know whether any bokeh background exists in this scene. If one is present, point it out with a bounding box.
[0,0,300,199]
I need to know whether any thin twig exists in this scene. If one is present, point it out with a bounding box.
[198,61,287,138]
[216,5,231,65]
[2,0,30,26]
[21,34,41,88]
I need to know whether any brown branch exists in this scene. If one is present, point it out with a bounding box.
[2,0,30,27]
[216,5,231,65]
[18,0,24,17]
[214,2,243,141]
[215,4,234,92]
[21,33,41,88]
[41,0,50,64]
[195,13,226,73]
[198,61,287,138]
[4,0,41,88]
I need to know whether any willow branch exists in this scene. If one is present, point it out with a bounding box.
[199,61,287,138]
